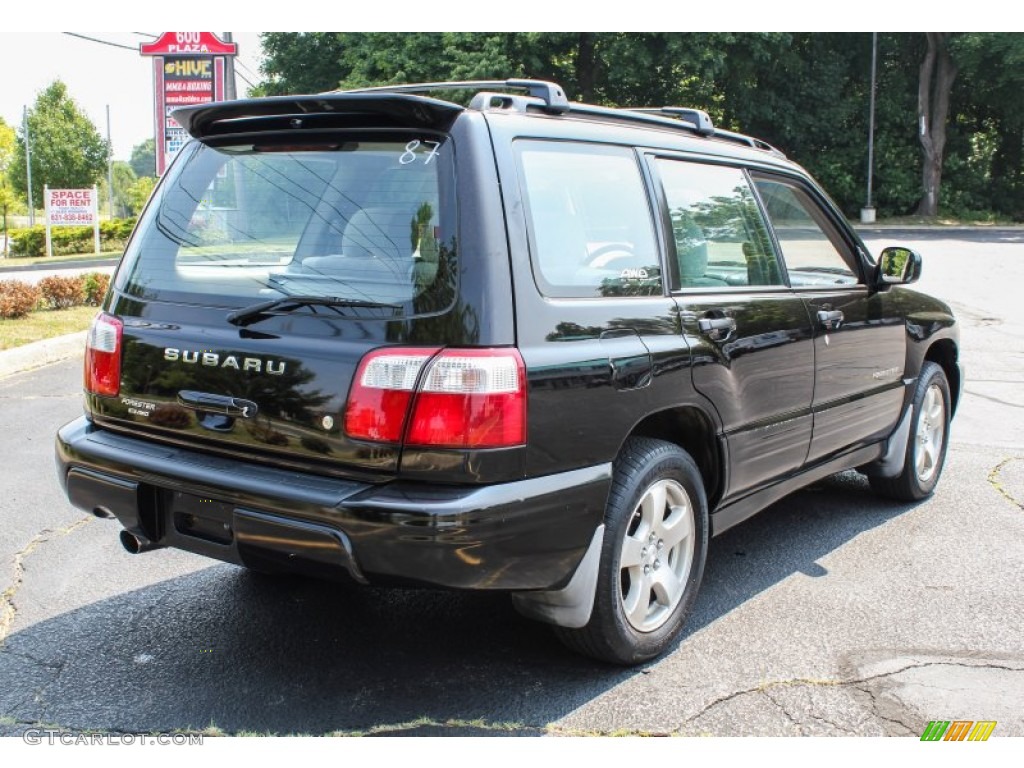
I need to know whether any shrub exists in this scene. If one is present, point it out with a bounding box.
[0,280,42,319]
[8,217,137,258]
[83,272,111,306]
[8,228,44,258]
[38,275,86,309]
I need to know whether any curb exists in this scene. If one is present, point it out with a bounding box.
[0,258,120,274]
[0,331,87,380]
[853,225,1024,233]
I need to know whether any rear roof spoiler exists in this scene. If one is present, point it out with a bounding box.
[171,93,465,140]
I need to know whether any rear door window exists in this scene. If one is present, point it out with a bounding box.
[116,136,457,316]
[653,159,782,289]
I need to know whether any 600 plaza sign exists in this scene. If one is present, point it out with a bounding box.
[140,32,237,175]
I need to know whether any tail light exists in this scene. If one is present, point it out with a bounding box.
[85,313,123,397]
[344,348,439,442]
[345,347,527,448]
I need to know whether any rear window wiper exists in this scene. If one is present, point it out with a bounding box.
[226,295,401,326]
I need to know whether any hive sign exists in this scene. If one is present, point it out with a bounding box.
[140,32,238,175]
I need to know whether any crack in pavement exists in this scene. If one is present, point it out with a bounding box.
[0,647,68,718]
[681,659,1022,735]
[987,457,1024,511]
[763,687,860,736]
[25,656,69,722]
[0,714,674,738]
[846,682,918,736]
[761,688,803,734]
[0,517,92,646]
[964,389,1024,409]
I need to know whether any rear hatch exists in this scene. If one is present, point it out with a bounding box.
[91,105,464,479]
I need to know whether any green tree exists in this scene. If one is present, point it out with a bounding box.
[258,33,351,95]
[0,117,24,254]
[916,33,958,216]
[949,33,1024,219]
[125,176,156,215]
[129,138,156,178]
[256,32,1024,221]
[100,160,137,218]
[10,81,110,201]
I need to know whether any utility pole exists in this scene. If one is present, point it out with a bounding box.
[223,32,237,100]
[862,32,878,224]
[106,104,115,219]
[23,106,34,226]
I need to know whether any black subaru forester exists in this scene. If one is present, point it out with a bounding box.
[56,79,960,664]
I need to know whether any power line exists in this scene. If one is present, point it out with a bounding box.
[62,32,137,51]
[131,32,157,39]
[235,69,256,89]
[236,59,261,80]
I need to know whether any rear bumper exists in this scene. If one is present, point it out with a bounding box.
[55,417,610,591]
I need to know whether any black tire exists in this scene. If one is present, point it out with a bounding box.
[555,437,709,665]
[869,361,951,502]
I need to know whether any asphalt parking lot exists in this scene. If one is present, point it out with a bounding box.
[0,229,1021,737]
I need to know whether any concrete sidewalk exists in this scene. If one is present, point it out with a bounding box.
[0,331,86,380]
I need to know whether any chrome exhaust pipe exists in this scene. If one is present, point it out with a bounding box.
[119,530,163,554]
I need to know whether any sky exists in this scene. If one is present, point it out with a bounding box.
[0,32,264,162]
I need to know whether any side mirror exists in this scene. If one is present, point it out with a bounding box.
[877,246,922,287]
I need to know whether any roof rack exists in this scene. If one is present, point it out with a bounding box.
[623,107,785,157]
[626,107,715,136]
[335,79,570,115]
[712,128,786,157]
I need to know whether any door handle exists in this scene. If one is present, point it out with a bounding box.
[696,315,737,333]
[817,310,844,330]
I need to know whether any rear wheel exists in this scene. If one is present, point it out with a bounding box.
[870,361,951,502]
[556,438,708,665]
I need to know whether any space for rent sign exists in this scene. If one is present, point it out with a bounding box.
[44,186,100,256]
[46,188,97,225]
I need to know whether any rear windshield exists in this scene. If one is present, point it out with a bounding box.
[115,135,457,316]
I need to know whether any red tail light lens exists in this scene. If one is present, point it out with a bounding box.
[344,347,527,449]
[85,313,123,397]
[407,350,526,448]
[344,348,440,442]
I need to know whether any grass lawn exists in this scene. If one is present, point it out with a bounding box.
[0,305,97,351]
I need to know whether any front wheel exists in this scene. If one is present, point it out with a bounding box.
[870,361,951,502]
[555,438,709,665]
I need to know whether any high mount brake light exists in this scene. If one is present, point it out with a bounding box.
[345,348,527,448]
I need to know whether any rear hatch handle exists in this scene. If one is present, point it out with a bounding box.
[177,391,259,419]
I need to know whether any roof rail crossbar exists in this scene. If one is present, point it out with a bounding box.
[712,127,787,158]
[336,79,570,114]
[625,107,786,157]
[626,107,715,137]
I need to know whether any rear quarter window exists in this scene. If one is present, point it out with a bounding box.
[516,141,661,298]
